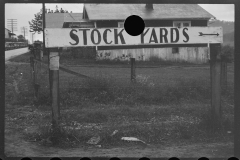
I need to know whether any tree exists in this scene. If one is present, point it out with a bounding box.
[17,35,25,40]
[28,6,72,34]
[17,35,27,42]
[29,11,43,34]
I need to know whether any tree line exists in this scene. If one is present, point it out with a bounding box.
[29,5,72,34]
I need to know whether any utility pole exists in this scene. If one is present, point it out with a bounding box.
[21,26,28,39]
[7,19,17,34]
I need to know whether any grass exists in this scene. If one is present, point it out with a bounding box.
[5,53,234,148]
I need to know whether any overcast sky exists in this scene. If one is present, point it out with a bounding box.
[5,3,234,42]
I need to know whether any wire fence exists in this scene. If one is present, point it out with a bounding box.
[30,49,234,107]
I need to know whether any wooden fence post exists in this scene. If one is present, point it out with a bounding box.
[33,47,40,100]
[210,44,222,128]
[30,57,35,85]
[131,58,136,82]
[49,48,60,133]
[221,56,227,91]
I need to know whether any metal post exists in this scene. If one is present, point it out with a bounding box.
[210,44,222,128]
[131,58,136,82]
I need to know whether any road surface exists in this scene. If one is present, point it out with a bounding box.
[5,47,29,61]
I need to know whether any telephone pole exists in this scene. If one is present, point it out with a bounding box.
[7,19,17,33]
[21,26,28,39]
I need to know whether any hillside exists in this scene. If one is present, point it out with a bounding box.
[208,19,234,46]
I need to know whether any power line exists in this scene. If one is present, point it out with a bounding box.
[21,26,28,39]
[7,19,18,33]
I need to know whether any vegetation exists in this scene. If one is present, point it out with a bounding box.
[221,45,234,62]
[29,5,72,33]
[6,53,234,148]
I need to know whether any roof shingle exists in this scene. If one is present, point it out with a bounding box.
[45,13,83,28]
[84,4,215,20]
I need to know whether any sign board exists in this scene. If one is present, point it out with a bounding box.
[45,27,223,48]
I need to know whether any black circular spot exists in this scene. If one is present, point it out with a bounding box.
[139,157,150,160]
[124,15,145,36]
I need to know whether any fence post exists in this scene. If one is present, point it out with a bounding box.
[210,44,222,129]
[221,56,227,91]
[30,57,35,85]
[49,48,60,136]
[131,58,136,82]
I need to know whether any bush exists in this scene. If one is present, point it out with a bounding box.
[221,45,234,62]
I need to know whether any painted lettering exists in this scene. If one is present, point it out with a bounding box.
[114,29,126,44]
[69,29,79,45]
[103,29,112,44]
[91,29,101,45]
[140,28,150,44]
[79,29,90,45]
[171,28,179,43]
[160,28,168,43]
[149,28,158,43]
[182,28,189,42]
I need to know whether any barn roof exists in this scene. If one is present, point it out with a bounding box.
[5,28,16,35]
[45,13,83,28]
[84,4,215,20]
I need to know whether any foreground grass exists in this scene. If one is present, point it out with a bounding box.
[5,54,234,148]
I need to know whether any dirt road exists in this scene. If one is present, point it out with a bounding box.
[5,47,29,61]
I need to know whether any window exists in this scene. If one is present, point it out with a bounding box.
[172,47,179,54]
[118,22,124,28]
[173,21,191,28]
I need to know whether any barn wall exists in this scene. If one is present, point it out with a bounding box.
[95,19,209,63]
[96,47,209,64]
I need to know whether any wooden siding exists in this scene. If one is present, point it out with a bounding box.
[96,47,209,64]
[95,19,209,63]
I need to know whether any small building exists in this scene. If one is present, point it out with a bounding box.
[5,28,16,39]
[83,4,215,63]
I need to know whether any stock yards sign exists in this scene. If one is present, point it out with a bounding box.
[45,27,223,48]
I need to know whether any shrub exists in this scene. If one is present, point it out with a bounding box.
[221,45,234,62]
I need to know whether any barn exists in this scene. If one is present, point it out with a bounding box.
[82,4,215,63]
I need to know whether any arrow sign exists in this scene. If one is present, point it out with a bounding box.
[45,27,223,48]
[199,32,219,36]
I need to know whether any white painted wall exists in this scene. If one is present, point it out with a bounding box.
[96,47,209,64]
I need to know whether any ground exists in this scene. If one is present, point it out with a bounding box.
[4,52,234,158]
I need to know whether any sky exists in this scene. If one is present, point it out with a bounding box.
[5,3,234,42]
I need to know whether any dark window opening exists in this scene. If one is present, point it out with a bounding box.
[172,47,179,54]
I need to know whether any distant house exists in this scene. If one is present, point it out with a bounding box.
[82,4,215,63]
[5,28,16,39]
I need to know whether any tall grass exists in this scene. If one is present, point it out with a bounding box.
[59,74,212,107]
